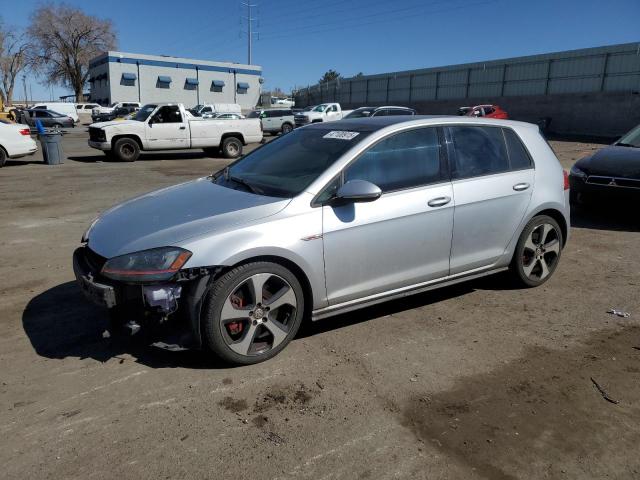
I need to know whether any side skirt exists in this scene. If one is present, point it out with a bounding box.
[311,267,508,321]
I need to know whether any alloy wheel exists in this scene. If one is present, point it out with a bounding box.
[219,273,297,356]
[521,223,561,281]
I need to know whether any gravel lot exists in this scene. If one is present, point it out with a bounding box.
[1,128,639,479]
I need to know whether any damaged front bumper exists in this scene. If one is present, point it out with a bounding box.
[73,246,215,350]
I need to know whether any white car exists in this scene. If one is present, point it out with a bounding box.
[0,120,38,167]
[88,103,263,161]
[92,102,142,120]
[31,103,79,123]
[294,103,345,127]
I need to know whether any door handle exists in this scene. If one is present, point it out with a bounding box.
[179,126,186,130]
[513,182,530,191]
[428,196,451,207]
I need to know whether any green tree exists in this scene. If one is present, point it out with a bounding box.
[319,69,341,84]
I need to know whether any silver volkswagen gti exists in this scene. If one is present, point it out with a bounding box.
[74,116,570,364]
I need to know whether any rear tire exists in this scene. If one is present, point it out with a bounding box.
[511,215,563,287]
[52,123,63,132]
[113,138,140,162]
[202,261,305,365]
[0,147,7,168]
[221,137,243,159]
[281,123,293,134]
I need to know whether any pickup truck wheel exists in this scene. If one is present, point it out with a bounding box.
[202,261,305,365]
[113,138,140,162]
[0,147,7,168]
[221,137,243,159]
[281,123,293,134]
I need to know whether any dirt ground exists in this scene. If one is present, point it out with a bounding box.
[1,130,639,479]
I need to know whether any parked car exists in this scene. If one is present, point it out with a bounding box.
[457,106,472,116]
[0,119,37,167]
[32,102,79,123]
[343,106,416,118]
[466,105,509,119]
[23,109,75,130]
[569,123,640,204]
[190,103,242,117]
[91,106,139,123]
[76,103,100,112]
[248,109,294,135]
[87,103,263,161]
[294,103,345,127]
[92,102,141,120]
[74,116,569,364]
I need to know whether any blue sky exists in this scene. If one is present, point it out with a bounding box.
[7,0,640,101]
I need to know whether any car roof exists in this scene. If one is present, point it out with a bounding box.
[304,115,537,132]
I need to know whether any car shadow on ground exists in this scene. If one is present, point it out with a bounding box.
[67,151,218,163]
[23,279,481,369]
[2,159,44,167]
[571,203,640,232]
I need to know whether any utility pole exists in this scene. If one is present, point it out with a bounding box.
[22,75,28,106]
[241,1,258,65]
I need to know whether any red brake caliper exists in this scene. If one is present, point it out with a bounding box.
[227,295,245,335]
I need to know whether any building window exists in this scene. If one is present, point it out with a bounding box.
[237,81,250,94]
[211,79,225,93]
[157,75,172,89]
[121,72,136,87]
[185,77,199,90]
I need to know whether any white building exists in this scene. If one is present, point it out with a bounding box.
[88,51,263,110]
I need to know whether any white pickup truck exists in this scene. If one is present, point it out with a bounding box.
[88,103,263,161]
[294,103,347,127]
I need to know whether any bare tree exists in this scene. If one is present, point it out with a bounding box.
[28,4,116,102]
[0,23,28,106]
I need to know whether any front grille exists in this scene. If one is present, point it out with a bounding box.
[586,175,640,189]
[84,247,107,273]
[89,127,106,142]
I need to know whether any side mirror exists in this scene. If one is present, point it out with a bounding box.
[333,180,382,204]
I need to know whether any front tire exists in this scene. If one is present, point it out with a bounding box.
[113,138,140,162]
[221,137,243,159]
[0,147,7,168]
[511,215,563,287]
[281,123,293,134]
[202,261,305,365]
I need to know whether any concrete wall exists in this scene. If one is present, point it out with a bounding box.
[89,51,263,111]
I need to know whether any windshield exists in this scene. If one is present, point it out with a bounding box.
[49,111,65,117]
[213,127,370,197]
[616,124,640,148]
[344,107,372,119]
[312,104,328,112]
[133,104,157,121]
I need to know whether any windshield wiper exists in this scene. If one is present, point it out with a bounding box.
[229,175,263,195]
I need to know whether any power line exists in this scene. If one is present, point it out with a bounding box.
[258,0,474,36]
[258,0,499,41]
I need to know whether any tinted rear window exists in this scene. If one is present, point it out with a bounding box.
[450,126,509,179]
[503,128,533,170]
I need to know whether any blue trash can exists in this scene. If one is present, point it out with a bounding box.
[39,132,64,165]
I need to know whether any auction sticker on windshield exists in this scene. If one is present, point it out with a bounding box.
[323,131,360,140]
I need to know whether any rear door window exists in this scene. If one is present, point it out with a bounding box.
[503,128,533,170]
[345,127,443,192]
[449,126,509,179]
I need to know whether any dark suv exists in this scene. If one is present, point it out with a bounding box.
[344,106,417,119]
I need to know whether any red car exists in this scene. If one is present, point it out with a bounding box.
[465,104,509,119]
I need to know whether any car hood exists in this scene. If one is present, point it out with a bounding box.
[87,178,290,259]
[576,145,640,178]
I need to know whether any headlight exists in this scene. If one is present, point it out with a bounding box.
[101,247,192,283]
[570,163,587,179]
